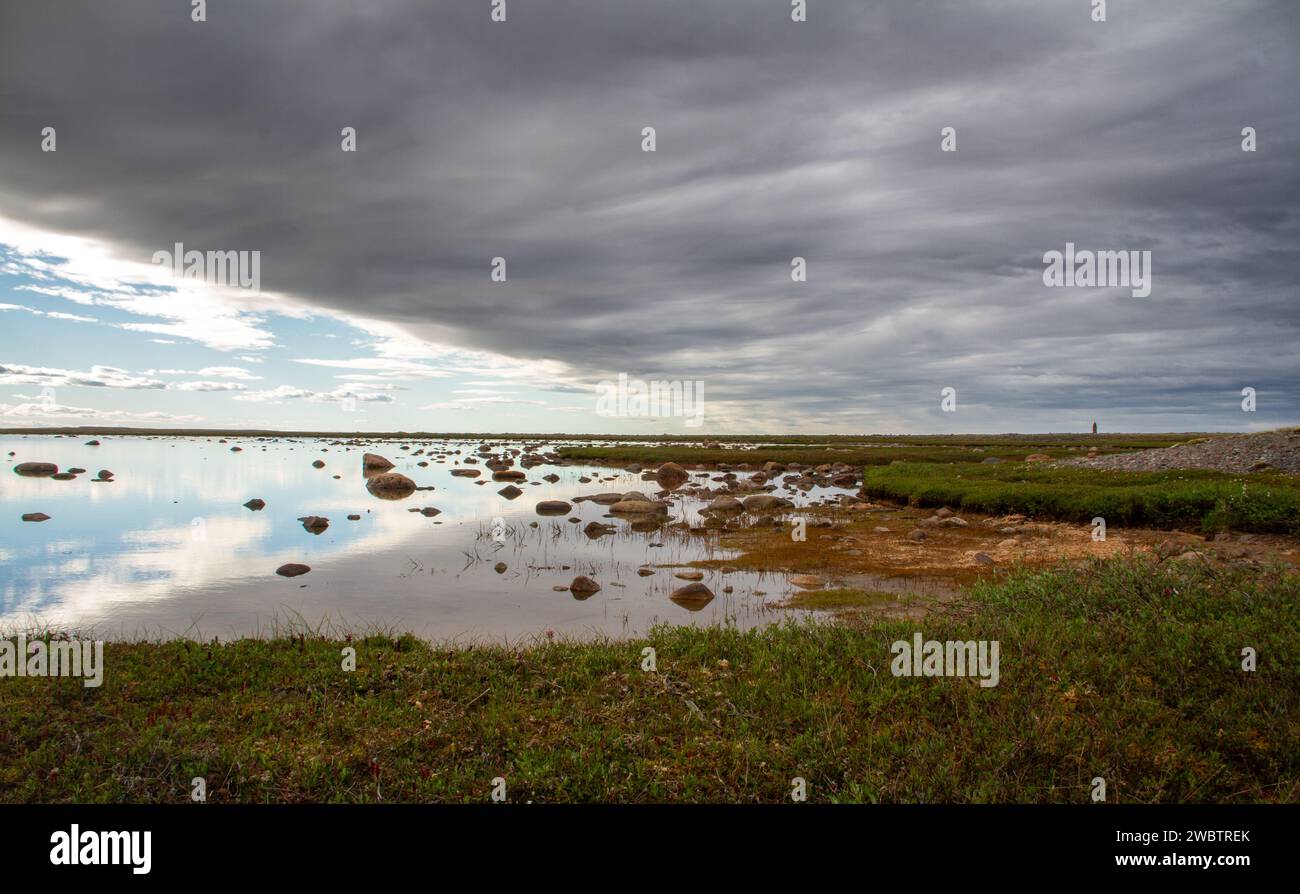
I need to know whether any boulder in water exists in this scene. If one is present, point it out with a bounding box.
[742,494,793,511]
[669,582,715,610]
[366,472,416,499]
[363,453,395,471]
[609,499,667,514]
[656,462,688,486]
[569,576,601,599]
[299,516,330,533]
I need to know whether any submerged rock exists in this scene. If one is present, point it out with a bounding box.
[363,452,395,471]
[742,494,793,511]
[609,499,667,514]
[299,515,330,533]
[365,472,416,499]
[656,461,688,486]
[669,582,715,610]
[569,576,602,599]
[276,563,311,577]
[536,500,572,515]
[21,512,51,522]
[583,521,615,538]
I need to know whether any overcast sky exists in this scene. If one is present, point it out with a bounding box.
[0,0,1296,433]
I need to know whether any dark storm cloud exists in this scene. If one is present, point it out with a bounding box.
[0,0,1296,430]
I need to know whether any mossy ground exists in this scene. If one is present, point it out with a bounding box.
[2,558,1295,804]
[861,462,1300,535]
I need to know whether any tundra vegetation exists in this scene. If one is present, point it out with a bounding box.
[861,463,1300,535]
[2,430,1296,803]
[1,559,1295,803]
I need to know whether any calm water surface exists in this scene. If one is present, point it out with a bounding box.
[1,435,841,641]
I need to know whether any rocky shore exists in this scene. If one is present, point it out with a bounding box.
[1062,429,1300,474]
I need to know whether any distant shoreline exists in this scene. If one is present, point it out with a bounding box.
[0,426,1225,441]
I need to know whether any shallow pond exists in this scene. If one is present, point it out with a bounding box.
[1,435,859,641]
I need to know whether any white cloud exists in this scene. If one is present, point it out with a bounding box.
[332,378,406,391]
[197,366,261,380]
[0,302,98,323]
[291,357,453,378]
[172,380,248,392]
[233,385,394,404]
[146,366,262,380]
[0,215,290,352]
[0,362,165,390]
[421,396,545,410]
[0,401,201,423]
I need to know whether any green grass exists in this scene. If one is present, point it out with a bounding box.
[862,462,1300,535]
[781,588,894,610]
[2,558,1296,803]
[560,444,1113,467]
[555,434,1201,467]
